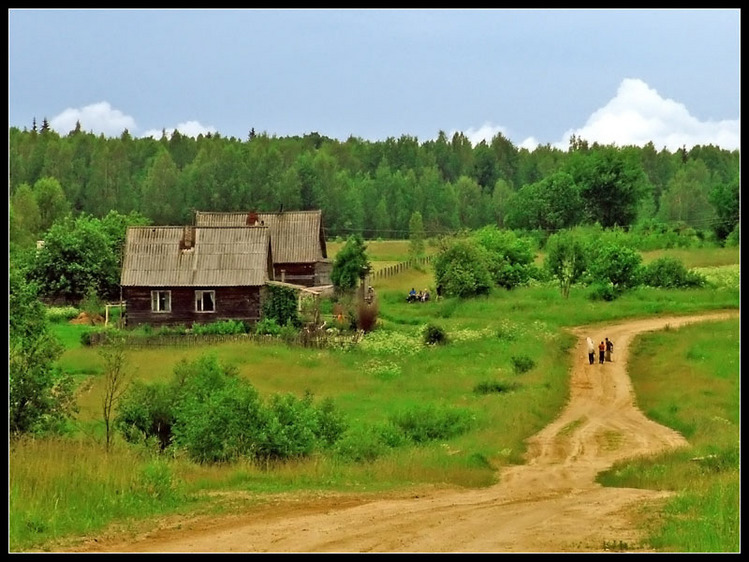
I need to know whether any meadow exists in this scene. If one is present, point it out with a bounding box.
[9,240,740,552]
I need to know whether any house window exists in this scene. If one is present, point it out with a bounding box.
[195,290,215,312]
[151,290,171,312]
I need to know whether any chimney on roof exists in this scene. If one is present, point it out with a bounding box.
[247,211,259,226]
[180,226,195,250]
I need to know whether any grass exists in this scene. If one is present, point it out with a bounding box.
[12,241,741,552]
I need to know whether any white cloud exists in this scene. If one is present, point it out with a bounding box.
[458,123,510,147]
[556,78,739,152]
[141,121,218,140]
[48,102,216,140]
[50,102,137,137]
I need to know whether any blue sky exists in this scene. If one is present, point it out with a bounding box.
[8,8,741,151]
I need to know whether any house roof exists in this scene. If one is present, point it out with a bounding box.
[194,210,327,263]
[121,226,271,287]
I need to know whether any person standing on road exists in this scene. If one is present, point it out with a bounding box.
[605,337,614,362]
[586,337,595,365]
[598,341,606,364]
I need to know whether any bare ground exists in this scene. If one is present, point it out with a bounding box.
[58,311,737,553]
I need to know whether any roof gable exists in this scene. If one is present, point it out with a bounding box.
[194,210,327,263]
[121,226,271,287]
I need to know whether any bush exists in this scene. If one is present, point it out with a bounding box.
[641,257,706,289]
[262,285,301,328]
[357,299,379,332]
[474,380,520,395]
[117,354,346,463]
[45,306,80,323]
[192,320,248,335]
[587,282,617,302]
[433,238,493,298]
[423,323,448,345]
[334,426,389,463]
[254,317,282,336]
[511,355,535,375]
[390,404,474,444]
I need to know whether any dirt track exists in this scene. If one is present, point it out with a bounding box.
[63,311,737,553]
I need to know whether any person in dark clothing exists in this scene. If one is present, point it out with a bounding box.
[605,337,614,362]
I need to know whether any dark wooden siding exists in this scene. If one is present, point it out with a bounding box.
[274,263,316,287]
[123,286,262,328]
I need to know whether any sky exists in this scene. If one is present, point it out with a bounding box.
[8,8,741,152]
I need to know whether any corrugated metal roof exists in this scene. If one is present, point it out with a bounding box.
[121,226,270,287]
[194,210,326,263]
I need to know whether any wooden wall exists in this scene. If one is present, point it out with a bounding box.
[123,286,262,328]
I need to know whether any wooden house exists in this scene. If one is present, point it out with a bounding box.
[194,210,332,287]
[120,225,273,328]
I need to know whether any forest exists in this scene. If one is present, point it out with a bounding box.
[9,121,740,250]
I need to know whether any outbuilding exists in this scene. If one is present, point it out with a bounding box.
[194,210,331,287]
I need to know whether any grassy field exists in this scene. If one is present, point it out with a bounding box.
[10,241,741,552]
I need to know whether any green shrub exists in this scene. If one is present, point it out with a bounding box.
[45,306,80,323]
[262,285,301,328]
[254,317,281,336]
[278,321,300,342]
[117,354,346,464]
[433,238,493,298]
[511,355,535,375]
[334,426,389,463]
[116,381,176,450]
[390,404,474,444]
[423,323,448,345]
[192,320,248,335]
[587,282,617,302]
[641,257,706,289]
[474,380,520,394]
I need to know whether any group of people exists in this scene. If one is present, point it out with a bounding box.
[407,287,430,303]
[586,337,614,365]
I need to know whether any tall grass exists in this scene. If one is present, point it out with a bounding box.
[598,317,740,552]
[9,437,187,551]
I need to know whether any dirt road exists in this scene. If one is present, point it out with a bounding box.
[65,311,737,553]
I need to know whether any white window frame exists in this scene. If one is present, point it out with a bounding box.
[195,290,216,313]
[151,290,171,312]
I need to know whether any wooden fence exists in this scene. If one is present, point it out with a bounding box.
[369,255,433,281]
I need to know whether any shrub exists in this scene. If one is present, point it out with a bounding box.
[116,381,176,450]
[423,323,448,345]
[587,282,617,302]
[254,317,282,336]
[45,306,80,323]
[586,242,642,293]
[474,380,520,395]
[511,355,535,375]
[334,426,389,463]
[116,354,347,464]
[390,404,474,444]
[433,238,493,298]
[262,285,301,328]
[641,257,706,289]
[357,299,379,332]
[192,320,248,335]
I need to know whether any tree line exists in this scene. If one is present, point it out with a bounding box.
[9,124,740,249]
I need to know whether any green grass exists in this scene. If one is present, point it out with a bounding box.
[597,317,740,552]
[12,243,741,552]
